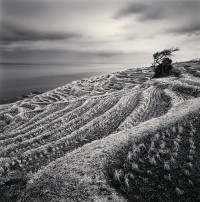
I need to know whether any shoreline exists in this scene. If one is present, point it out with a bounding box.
[0,91,43,105]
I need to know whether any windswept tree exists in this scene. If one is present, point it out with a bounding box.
[152,47,180,69]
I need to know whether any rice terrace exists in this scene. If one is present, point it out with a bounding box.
[0,59,200,202]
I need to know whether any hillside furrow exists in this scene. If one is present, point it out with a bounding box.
[3,102,66,134]
[0,90,141,175]
[0,98,100,147]
[0,100,84,142]
[118,87,155,130]
[139,88,170,121]
[11,102,70,132]
[0,94,121,157]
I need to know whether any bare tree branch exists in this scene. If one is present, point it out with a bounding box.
[152,47,180,69]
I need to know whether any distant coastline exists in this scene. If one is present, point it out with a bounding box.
[0,91,43,105]
[0,62,149,105]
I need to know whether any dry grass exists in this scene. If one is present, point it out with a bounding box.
[107,115,200,201]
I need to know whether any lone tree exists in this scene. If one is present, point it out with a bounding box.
[152,47,180,70]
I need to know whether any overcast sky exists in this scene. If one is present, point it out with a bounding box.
[0,0,200,64]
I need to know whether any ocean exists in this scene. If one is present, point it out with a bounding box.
[0,62,147,104]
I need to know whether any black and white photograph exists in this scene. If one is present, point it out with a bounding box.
[0,0,200,201]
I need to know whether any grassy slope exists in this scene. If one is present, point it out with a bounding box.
[20,97,200,202]
[0,60,200,202]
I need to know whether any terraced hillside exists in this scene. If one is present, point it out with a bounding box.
[0,60,200,202]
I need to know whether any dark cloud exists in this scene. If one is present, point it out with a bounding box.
[167,22,200,36]
[0,23,82,44]
[114,3,147,19]
[114,1,200,22]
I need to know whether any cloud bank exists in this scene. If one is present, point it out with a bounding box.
[1,23,82,43]
[0,0,199,64]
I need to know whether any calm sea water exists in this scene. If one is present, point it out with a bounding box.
[0,62,146,104]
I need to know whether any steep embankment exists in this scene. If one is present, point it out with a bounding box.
[0,60,200,202]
